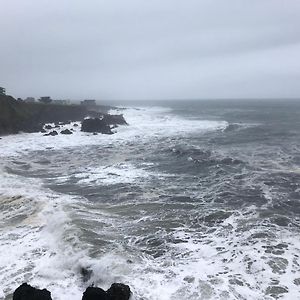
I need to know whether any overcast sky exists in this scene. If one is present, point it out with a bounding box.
[1,0,300,100]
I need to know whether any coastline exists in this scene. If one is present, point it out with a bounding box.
[0,95,116,136]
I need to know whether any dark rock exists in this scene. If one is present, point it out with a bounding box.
[40,128,46,133]
[82,287,109,300]
[102,114,128,126]
[44,124,53,130]
[81,118,113,134]
[44,130,58,136]
[13,283,52,300]
[74,123,79,127]
[0,94,124,136]
[80,267,93,282]
[60,129,73,135]
[107,283,131,300]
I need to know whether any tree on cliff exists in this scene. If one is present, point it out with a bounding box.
[0,87,6,95]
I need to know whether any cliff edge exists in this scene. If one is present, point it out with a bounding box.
[0,95,101,135]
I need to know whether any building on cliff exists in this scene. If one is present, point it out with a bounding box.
[38,96,52,104]
[0,87,6,95]
[52,99,71,105]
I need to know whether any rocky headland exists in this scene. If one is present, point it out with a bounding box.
[0,95,127,136]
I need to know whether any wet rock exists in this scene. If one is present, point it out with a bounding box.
[80,267,93,282]
[74,123,79,127]
[81,118,113,134]
[43,130,58,136]
[60,129,73,135]
[44,124,53,130]
[102,114,128,126]
[40,128,47,133]
[82,287,109,300]
[107,283,131,300]
[13,283,52,300]
[82,283,131,300]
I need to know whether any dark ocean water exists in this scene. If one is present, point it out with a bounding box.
[0,100,300,300]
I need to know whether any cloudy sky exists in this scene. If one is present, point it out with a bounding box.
[1,0,300,100]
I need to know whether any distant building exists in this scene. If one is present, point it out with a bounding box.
[81,99,97,108]
[24,97,36,103]
[38,96,52,104]
[52,99,71,105]
[0,87,6,95]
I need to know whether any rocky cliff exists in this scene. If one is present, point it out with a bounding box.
[0,95,106,135]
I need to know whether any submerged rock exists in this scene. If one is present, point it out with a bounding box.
[80,267,93,282]
[60,129,73,135]
[44,124,53,130]
[43,130,58,136]
[13,283,52,300]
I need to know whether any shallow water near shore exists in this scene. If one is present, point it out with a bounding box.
[0,100,300,300]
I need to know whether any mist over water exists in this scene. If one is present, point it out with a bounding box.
[0,100,300,300]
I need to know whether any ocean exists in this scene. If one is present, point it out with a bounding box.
[0,100,300,300]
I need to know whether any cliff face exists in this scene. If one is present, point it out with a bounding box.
[0,95,97,135]
[0,95,31,134]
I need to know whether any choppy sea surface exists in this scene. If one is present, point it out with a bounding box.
[0,100,300,300]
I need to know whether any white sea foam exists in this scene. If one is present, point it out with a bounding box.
[0,106,227,158]
[1,162,300,300]
[1,105,299,300]
[0,167,86,300]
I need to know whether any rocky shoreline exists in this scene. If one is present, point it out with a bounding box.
[13,283,131,300]
[1,96,132,299]
[0,95,127,136]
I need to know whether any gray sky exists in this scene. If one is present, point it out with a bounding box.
[1,0,300,100]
